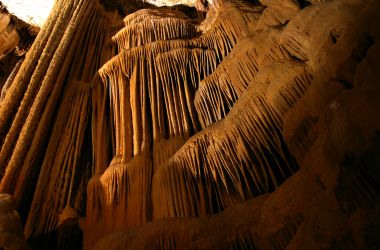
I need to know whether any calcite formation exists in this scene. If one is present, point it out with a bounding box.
[0,194,30,249]
[0,1,38,95]
[0,0,379,249]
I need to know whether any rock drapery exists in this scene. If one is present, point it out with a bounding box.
[0,0,379,249]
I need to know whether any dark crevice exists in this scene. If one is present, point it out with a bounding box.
[296,0,311,9]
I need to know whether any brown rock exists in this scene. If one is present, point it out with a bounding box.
[0,0,379,249]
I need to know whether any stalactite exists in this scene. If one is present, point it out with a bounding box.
[89,46,219,242]
[152,61,313,219]
[85,150,153,244]
[152,136,188,172]
[0,0,73,143]
[265,62,313,115]
[1,0,122,198]
[0,0,124,243]
[113,18,197,50]
[24,81,91,237]
[0,0,322,247]
[194,41,260,128]
[91,74,113,176]
[154,48,217,139]
[280,32,309,62]
[86,1,276,245]
[122,8,190,27]
[0,0,73,171]
[0,0,87,189]
[194,22,313,129]
[0,0,377,249]
[191,2,264,60]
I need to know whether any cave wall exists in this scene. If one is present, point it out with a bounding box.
[0,1,39,94]
[0,0,379,249]
[91,0,380,249]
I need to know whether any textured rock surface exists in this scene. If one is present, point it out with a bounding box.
[0,194,31,250]
[0,0,379,249]
[0,1,39,98]
[91,0,380,248]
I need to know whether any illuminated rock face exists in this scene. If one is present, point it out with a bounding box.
[0,2,39,99]
[0,0,380,249]
[0,5,20,92]
[0,12,19,55]
[0,0,53,26]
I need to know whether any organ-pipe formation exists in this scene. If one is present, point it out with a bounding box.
[0,0,380,249]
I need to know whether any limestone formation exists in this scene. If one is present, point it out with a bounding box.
[0,1,39,94]
[0,0,379,249]
[0,194,30,250]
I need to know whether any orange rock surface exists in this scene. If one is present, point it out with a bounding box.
[0,0,379,249]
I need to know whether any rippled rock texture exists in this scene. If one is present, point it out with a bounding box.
[0,0,379,249]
